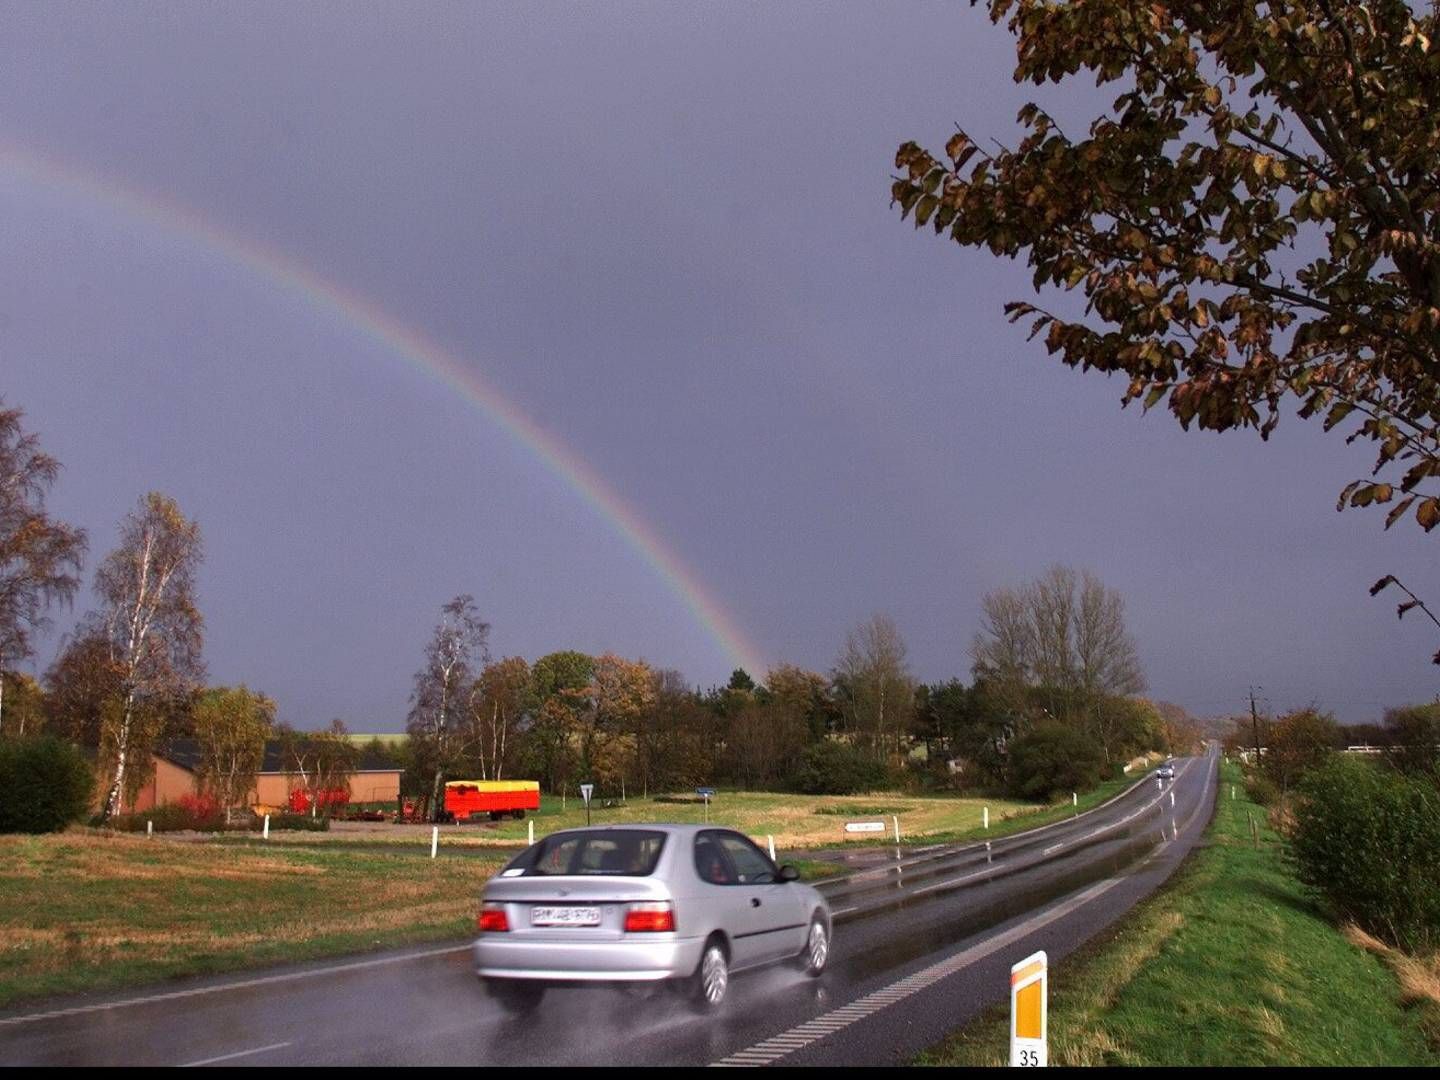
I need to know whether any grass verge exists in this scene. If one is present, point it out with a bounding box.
[916,761,1439,1067]
[0,830,505,1009]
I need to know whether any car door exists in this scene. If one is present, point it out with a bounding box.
[714,831,807,965]
[693,831,768,969]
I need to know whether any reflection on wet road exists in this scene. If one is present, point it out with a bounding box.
[0,749,1218,1067]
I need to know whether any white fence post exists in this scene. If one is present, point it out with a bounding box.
[146,819,153,838]
[263,814,270,840]
[767,835,776,862]
[983,806,989,830]
[892,815,901,843]
[431,825,439,859]
[528,819,535,845]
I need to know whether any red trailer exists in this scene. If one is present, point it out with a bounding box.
[444,779,541,822]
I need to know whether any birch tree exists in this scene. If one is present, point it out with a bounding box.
[93,493,204,821]
[0,401,86,734]
[193,686,274,821]
[406,594,489,821]
[465,656,532,781]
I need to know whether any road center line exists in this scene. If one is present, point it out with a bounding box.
[180,1041,292,1067]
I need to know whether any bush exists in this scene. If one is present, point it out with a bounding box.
[0,735,96,834]
[266,811,329,832]
[1244,771,1280,807]
[789,741,889,795]
[1291,755,1440,953]
[0,737,97,835]
[1007,721,1106,802]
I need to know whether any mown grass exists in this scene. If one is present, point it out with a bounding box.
[218,778,1145,854]
[0,830,505,1009]
[917,761,1439,1067]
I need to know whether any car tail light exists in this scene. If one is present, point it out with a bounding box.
[477,903,510,932]
[624,902,675,933]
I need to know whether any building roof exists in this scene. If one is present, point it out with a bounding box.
[156,738,400,775]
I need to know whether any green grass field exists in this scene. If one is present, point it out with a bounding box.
[241,778,1145,854]
[0,830,506,1009]
[917,761,1439,1067]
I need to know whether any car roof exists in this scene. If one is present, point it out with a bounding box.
[539,823,728,838]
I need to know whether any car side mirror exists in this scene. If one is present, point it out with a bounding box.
[777,864,800,882]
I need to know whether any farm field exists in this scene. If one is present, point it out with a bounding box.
[212,776,1144,853]
[0,831,506,1008]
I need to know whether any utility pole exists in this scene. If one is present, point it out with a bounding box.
[1249,686,1263,766]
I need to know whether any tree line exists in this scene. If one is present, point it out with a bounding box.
[1,396,1182,822]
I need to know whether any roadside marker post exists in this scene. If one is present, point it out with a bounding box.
[146,819,153,838]
[581,783,594,827]
[263,814,270,841]
[1169,791,1175,809]
[430,825,438,859]
[767,835,776,862]
[983,806,989,830]
[528,819,534,845]
[986,840,992,864]
[1071,792,1077,815]
[893,815,901,843]
[1009,950,1048,1067]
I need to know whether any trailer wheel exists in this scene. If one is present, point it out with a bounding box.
[512,809,526,820]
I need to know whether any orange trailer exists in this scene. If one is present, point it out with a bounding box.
[444,779,541,822]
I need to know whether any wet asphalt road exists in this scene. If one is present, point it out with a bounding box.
[0,749,1218,1066]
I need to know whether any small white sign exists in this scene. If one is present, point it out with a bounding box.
[580,783,594,805]
[844,821,886,834]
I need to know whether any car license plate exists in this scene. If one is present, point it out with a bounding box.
[531,905,601,927]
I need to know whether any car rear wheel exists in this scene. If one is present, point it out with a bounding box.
[685,938,729,1011]
[483,978,545,1015]
[799,917,829,977]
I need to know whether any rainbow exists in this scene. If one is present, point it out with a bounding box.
[0,141,769,679]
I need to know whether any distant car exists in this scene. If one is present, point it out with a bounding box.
[473,824,832,1013]
[1157,762,1176,780]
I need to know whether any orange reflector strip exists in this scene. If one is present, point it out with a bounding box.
[1015,980,1043,1040]
[1010,959,1044,986]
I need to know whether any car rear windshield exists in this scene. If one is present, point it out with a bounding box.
[504,830,667,877]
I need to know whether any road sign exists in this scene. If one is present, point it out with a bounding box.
[1009,950,1047,1067]
[844,821,886,834]
[580,783,594,805]
[696,787,716,797]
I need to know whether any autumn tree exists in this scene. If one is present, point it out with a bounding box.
[893,1,1440,607]
[465,656,532,781]
[1264,707,1340,793]
[764,664,839,741]
[579,653,656,795]
[192,686,274,821]
[406,595,489,821]
[92,493,205,821]
[0,673,46,739]
[0,401,86,734]
[524,650,594,794]
[44,630,123,748]
[833,614,915,762]
[277,718,361,811]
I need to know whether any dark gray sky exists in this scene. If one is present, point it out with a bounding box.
[3,3,1435,729]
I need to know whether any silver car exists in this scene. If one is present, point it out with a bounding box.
[473,824,832,1013]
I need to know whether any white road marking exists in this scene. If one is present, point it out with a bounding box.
[180,1041,291,1067]
[710,874,1125,1067]
[710,754,1217,1068]
[0,944,470,1027]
